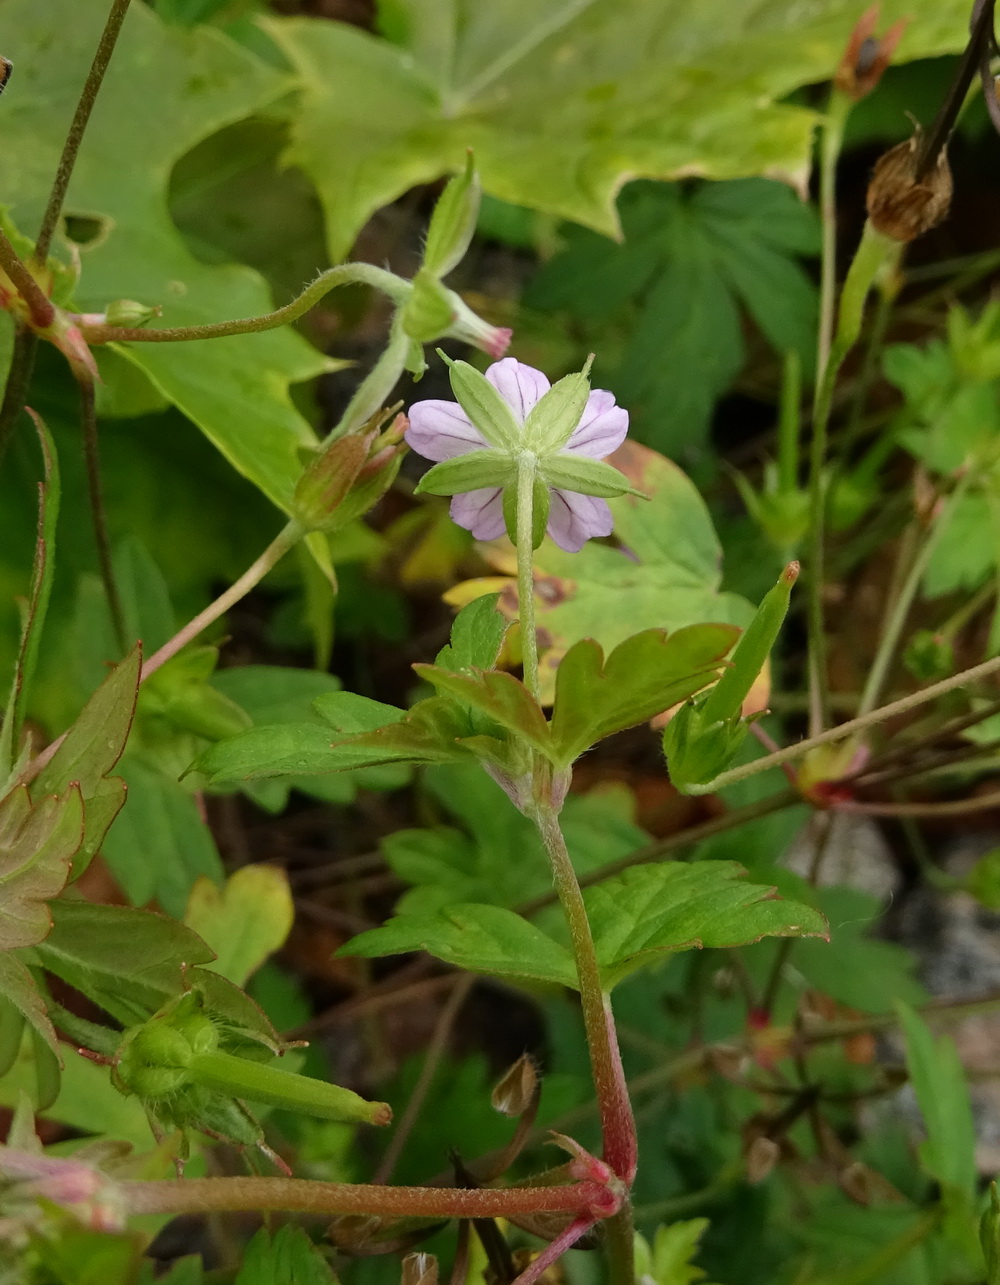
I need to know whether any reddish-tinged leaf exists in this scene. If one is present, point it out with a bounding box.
[0,784,84,949]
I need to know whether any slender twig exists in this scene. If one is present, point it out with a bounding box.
[913,0,995,181]
[140,519,304,680]
[34,0,135,260]
[857,479,970,719]
[373,975,475,1185]
[79,263,409,347]
[839,786,1000,817]
[687,625,1000,796]
[19,517,306,787]
[77,376,126,654]
[0,230,54,329]
[759,813,834,1016]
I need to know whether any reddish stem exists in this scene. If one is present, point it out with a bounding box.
[122,1177,607,1221]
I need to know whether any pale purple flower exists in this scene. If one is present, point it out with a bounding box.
[406,358,629,552]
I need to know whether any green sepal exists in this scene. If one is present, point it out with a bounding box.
[699,561,797,725]
[661,699,749,791]
[522,358,592,453]
[401,268,456,342]
[439,354,521,451]
[414,449,513,497]
[422,152,480,279]
[501,472,549,548]
[540,453,640,499]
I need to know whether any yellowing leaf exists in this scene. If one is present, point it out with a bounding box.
[184,865,294,987]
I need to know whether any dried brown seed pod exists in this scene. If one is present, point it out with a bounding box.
[866,134,953,242]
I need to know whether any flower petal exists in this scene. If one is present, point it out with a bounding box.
[486,358,550,422]
[546,489,613,552]
[406,400,489,462]
[450,487,507,541]
[565,389,629,459]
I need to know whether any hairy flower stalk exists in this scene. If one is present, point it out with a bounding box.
[407,354,640,1283]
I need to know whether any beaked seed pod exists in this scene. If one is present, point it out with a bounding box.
[866,136,952,243]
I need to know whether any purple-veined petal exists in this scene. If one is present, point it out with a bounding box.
[565,389,629,458]
[486,358,550,422]
[546,489,613,552]
[450,487,506,540]
[406,401,489,462]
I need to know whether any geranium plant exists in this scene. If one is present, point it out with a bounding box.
[4,2,1000,1284]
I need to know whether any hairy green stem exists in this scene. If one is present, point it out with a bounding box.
[531,803,636,1189]
[21,518,305,787]
[687,646,1000,795]
[815,92,850,386]
[858,478,969,718]
[518,787,801,916]
[121,1176,608,1221]
[80,263,410,347]
[516,456,540,700]
[34,0,134,261]
[141,519,304,680]
[78,376,126,655]
[0,230,55,329]
[326,317,411,443]
[806,221,902,737]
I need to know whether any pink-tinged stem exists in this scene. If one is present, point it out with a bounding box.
[78,263,409,347]
[531,803,637,1185]
[121,1177,606,1221]
[140,519,303,681]
[508,1217,595,1285]
[20,518,304,788]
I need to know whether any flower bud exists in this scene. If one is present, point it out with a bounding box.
[867,135,952,242]
[104,298,161,328]
[295,414,407,534]
[293,432,372,531]
[423,153,480,279]
[442,290,511,359]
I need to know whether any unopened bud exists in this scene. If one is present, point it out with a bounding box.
[293,432,372,531]
[443,291,512,359]
[867,135,952,242]
[423,152,480,279]
[491,1054,539,1117]
[104,298,161,328]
